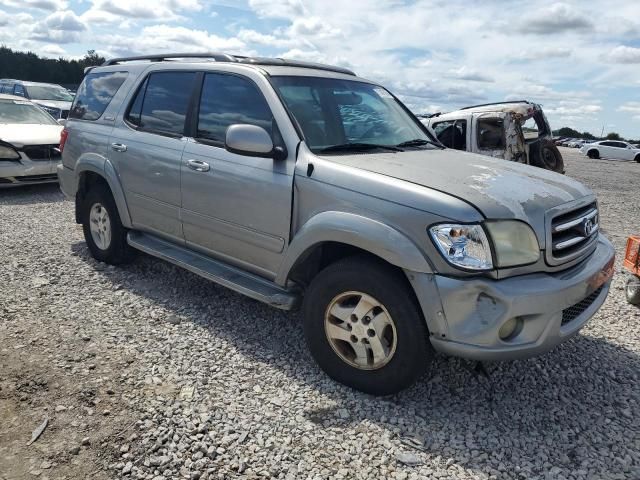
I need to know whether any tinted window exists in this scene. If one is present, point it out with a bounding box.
[612,142,627,148]
[477,118,505,149]
[13,84,25,97]
[128,72,196,136]
[197,73,272,143]
[69,71,127,121]
[600,141,614,147]
[433,120,467,150]
[25,85,74,101]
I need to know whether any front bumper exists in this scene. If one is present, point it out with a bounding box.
[411,234,615,361]
[0,157,59,187]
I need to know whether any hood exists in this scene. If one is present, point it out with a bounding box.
[33,100,72,110]
[324,148,593,248]
[0,124,63,147]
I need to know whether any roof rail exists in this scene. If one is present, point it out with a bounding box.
[102,52,237,66]
[459,100,531,110]
[100,52,356,76]
[235,56,356,76]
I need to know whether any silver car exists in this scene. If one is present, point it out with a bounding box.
[0,94,62,187]
[58,53,615,395]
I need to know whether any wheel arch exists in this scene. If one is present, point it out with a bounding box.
[75,158,132,228]
[276,211,433,287]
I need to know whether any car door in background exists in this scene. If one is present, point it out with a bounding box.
[110,71,197,243]
[180,72,294,278]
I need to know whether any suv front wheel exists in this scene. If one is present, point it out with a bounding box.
[81,184,135,264]
[302,256,433,395]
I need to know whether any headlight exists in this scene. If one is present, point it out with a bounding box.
[0,143,20,160]
[485,221,540,267]
[40,105,60,118]
[429,224,493,270]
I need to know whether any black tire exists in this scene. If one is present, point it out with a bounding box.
[302,256,434,395]
[81,184,135,265]
[587,149,599,159]
[626,277,640,306]
[634,154,640,163]
[530,139,565,173]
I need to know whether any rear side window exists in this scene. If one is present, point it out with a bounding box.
[69,71,127,121]
[477,117,505,150]
[126,71,196,136]
[196,73,273,144]
[13,84,25,97]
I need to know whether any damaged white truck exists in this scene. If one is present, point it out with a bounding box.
[420,101,565,173]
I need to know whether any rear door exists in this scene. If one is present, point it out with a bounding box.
[109,71,197,243]
[180,71,294,278]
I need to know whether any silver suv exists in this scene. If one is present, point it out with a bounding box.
[57,53,615,395]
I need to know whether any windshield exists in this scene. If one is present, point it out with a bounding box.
[271,76,435,153]
[25,85,74,102]
[0,99,59,125]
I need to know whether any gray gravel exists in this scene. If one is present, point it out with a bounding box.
[1,147,639,480]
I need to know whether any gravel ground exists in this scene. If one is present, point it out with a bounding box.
[1,147,639,480]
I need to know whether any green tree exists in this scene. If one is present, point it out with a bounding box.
[605,132,622,141]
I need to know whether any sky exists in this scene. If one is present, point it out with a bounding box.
[1,0,639,138]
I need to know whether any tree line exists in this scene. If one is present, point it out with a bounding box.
[553,127,638,144]
[0,46,105,88]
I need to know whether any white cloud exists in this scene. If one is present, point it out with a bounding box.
[520,3,592,34]
[515,47,572,61]
[606,45,640,64]
[82,0,202,23]
[0,0,66,10]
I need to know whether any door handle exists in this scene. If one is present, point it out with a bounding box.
[111,143,127,152]
[187,159,210,172]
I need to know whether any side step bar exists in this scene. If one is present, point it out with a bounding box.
[127,231,300,310]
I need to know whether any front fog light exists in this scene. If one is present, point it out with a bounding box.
[499,317,523,340]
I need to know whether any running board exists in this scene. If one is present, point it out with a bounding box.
[127,231,300,310]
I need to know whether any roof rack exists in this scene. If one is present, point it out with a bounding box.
[459,100,531,110]
[100,52,356,76]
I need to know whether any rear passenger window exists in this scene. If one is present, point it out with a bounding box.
[477,118,505,150]
[69,71,127,121]
[13,84,25,97]
[196,73,273,144]
[126,72,196,136]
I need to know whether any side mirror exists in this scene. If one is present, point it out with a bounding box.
[57,119,67,126]
[225,124,283,159]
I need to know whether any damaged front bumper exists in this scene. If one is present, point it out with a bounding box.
[409,234,615,361]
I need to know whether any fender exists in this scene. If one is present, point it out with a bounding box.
[275,211,433,285]
[75,155,133,228]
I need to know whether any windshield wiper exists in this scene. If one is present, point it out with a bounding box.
[395,138,443,149]
[318,142,403,154]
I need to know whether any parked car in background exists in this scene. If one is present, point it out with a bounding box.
[58,53,614,394]
[0,79,73,120]
[580,140,640,162]
[421,101,565,173]
[0,94,62,186]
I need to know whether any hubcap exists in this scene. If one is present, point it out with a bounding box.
[89,203,112,250]
[324,291,397,370]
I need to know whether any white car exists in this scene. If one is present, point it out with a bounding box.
[580,140,640,162]
[0,94,63,187]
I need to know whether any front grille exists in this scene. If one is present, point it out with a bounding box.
[562,286,603,325]
[21,144,60,161]
[14,174,58,183]
[550,202,599,263]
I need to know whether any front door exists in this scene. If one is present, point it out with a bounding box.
[180,72,294,278]
[110,70,197,242]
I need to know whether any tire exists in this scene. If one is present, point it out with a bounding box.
[530,139,565,173]
[302,256,434,395]
[635,154,640,163]
[587,149,599,159]
[81,184,135,265]
[626,277,640,306]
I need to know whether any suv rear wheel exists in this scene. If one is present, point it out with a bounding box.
[81,184,135,264]
[302,256,433,395]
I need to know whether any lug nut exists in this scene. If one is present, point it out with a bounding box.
[363,316,371,325]
[350,314,358,322]
[367,329,376,337]
[350,335,358,343]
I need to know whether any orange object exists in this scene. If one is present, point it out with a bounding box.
[623,235,640,276]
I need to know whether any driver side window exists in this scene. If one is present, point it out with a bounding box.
[432,120,467,150]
